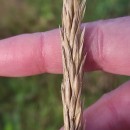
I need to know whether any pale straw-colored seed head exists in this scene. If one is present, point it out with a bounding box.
[60,0,86,130]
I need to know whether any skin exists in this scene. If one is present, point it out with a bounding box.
[0,16,130,130]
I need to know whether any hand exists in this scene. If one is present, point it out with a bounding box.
[0,16,130,130]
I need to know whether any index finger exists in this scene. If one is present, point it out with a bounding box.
[0,16,130,77]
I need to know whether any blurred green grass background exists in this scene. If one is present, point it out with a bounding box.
[0,0,130,130]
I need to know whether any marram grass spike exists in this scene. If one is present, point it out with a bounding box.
[60,0,86,130]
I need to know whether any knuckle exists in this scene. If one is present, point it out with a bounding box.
[96,23,105,64]
[38,32,46,73]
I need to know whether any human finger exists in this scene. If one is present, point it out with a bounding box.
[83,80,130,130]
[0,16,130,76]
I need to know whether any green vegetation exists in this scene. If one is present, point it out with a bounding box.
[0,0,130,129]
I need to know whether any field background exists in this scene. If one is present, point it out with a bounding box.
[0,0,130,130]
